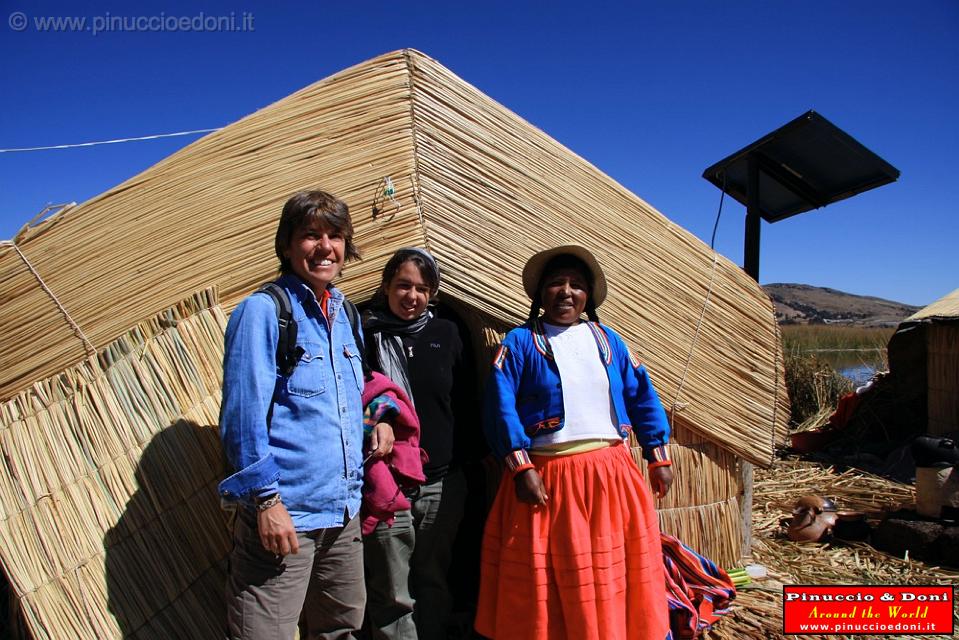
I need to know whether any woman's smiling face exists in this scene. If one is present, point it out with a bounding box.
[539,266,590,326]
[385,260,432,321]
[283,220,345,296]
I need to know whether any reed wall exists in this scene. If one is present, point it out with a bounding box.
[0,290,230,639]
[927,323,959,436]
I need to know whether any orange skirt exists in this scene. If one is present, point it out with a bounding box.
[475,443,669,640]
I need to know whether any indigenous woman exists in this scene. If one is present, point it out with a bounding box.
[476,245,673,640]
[362,248,476,640]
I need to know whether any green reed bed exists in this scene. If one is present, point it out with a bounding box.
[780,325,894,353]
[780,326,895,429]
[781,325,892,388]
[783,352,852,429]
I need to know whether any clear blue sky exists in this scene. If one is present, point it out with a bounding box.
[2,1,956,306]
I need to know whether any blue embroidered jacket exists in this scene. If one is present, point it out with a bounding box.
[483,320,670,468]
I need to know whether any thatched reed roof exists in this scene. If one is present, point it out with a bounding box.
[0,49,787,464]
[896,287,959,438]
[906,287,959,322]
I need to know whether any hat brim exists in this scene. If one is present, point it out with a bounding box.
[522,245,607,307]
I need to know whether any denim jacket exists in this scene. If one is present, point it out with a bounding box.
[483,320,670,467]
[218,273,365,531]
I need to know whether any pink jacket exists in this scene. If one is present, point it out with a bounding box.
[361,371,428,535]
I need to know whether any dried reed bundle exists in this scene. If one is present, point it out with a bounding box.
[701,458,958,640]
[632,442,742,509]
[704,587,782,640]
[0,290,229,639]
[657,497,743,569]
[0,49,787,470]
[753,458,916,520]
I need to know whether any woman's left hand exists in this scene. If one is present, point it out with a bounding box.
[368,422,395,458]
[514,468,549,505]
[650,465,673,498]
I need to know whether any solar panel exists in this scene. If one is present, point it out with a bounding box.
[703,111,899,223]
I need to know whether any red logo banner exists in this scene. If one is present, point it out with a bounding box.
[783,585,954,635]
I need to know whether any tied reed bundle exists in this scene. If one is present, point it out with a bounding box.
[656,497,743,569]
[0,289,230,639]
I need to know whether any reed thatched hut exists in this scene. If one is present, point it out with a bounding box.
[888,288,959,438]
[0,50,788,638]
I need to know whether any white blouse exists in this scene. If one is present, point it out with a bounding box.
[532,322,622,449]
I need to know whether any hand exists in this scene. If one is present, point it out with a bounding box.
[514,468,548,505]
[368,422,395,459]
[257,502,299,556]
[649,465,673,498]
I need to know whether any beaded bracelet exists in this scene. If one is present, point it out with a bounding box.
[255,493,282,512]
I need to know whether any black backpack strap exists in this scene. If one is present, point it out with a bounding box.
[257,282,303,377]
[258,282,369,383]
[343,299,373,382]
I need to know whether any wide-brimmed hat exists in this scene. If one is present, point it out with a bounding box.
[522,245,607,307]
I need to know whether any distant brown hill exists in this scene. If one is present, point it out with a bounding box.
[762,283,921,327]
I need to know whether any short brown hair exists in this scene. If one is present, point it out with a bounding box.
[274,190,360,273]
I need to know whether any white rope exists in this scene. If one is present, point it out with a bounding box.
[2,240,98,357]
[670,252,720,428]
[0,128,221,153]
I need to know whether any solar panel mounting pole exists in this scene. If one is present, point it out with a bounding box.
[700,110,899,561]
[744,155,761,280]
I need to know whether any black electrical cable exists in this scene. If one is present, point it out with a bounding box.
[709,171,727,250]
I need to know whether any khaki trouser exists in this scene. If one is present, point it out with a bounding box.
[364,470,467,640]
[227,510,366,639]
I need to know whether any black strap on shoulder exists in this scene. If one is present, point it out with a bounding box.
[257,282,303,377]
[259,282,370,382]
[343,299,373,382]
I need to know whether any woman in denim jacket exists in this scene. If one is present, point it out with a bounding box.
[476,245,673,640]
[219,190,393,639]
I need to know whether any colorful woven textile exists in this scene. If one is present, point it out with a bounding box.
[661,534,736,639]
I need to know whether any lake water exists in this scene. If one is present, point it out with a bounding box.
[810,349,885,387]
[838,363,878,386]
